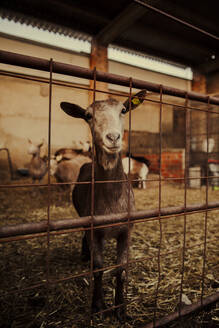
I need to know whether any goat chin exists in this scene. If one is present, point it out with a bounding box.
[97,149,120,170]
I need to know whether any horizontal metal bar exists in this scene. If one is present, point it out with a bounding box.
[1,50,219,105]
[143,291,219,328]
[1,174,216,189]
[0,201,219,239]
[2,69,219,115]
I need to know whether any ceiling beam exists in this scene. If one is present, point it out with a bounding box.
[95,2,148,46]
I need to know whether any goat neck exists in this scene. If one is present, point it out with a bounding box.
[95,145,124,177]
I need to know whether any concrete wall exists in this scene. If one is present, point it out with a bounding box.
[0,35,192,169]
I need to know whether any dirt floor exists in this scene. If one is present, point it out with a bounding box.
[0,170,218,327]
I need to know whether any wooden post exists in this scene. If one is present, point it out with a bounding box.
[192,70,207,94]
[191,70,207,152]
[89,38,109,102]
[190,70,208,179]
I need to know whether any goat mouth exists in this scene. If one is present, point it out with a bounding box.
[103,145,120,153]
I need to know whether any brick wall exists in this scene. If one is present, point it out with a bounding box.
[134,149,185,180]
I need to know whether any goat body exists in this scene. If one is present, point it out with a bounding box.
[60,90,146,321]
[51,154,91,189]
[55,148,81,161]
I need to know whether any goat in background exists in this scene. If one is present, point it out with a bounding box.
[27,139,47,183]
[50,152,91,191]
[122,153,150,189]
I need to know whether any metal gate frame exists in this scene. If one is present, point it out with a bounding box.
[0,49,219,327]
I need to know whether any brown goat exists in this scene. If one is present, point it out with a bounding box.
[60,90,146,322]
[50,154,91,190]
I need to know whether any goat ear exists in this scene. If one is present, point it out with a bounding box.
[60,102,87,120]
[123,90,146,112]
[28,138,32,144]
[38,141,44,148]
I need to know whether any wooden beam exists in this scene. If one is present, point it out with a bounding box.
[192,70,207,94]
[96,2,148,46]
[89,38,109,102]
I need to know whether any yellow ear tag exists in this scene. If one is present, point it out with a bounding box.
[132,98,141,105]
[56,154,63,162]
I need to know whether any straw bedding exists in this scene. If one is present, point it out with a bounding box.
[0,172,218,327]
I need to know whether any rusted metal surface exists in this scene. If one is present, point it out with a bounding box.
[179,95,189,315]
[201,97,211,306]
[88,67,96,324]
[0,201,219,239]
[153,85,163,324]
[1,49,219,105]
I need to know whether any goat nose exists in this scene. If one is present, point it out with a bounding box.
[106,132,120,143]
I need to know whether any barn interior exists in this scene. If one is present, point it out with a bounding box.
[0,1,219,327]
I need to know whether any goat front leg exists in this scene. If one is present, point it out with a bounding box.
[91,234,106,314]
[81,233,90,262]
[115,230,129,323]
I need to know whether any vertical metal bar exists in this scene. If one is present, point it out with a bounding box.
[127,77,133,208]
[124,78,133,320]
[201,97,210,304]
[45,58,53,323]
[89,67,96,325]
[179,93,189,315]
[153,85,163,326]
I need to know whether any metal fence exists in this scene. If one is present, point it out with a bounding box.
[0,49,219,327]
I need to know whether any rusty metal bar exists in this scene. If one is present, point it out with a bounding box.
[179,94,189,315]
[142,291,219,328]
[124,77,134,320]
[89,67,96,325]
[153,85,163,325]
[0,208,217,244]
[2,69,219,116]
[0,174,217,190]
[201,97,211,304]
[1,201,219,239]
[45,58,53,323]
[1,50,219,105]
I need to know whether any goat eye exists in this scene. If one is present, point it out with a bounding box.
[86,112,92,120]
[121,107,127,114]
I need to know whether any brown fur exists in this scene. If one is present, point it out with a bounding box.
[60,90,146,321]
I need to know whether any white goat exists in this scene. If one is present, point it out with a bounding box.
[27,139,47,183]
[122,154,150,189]
[54,142,91,163]
[60,90,146,322]
[208,161,219,188]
